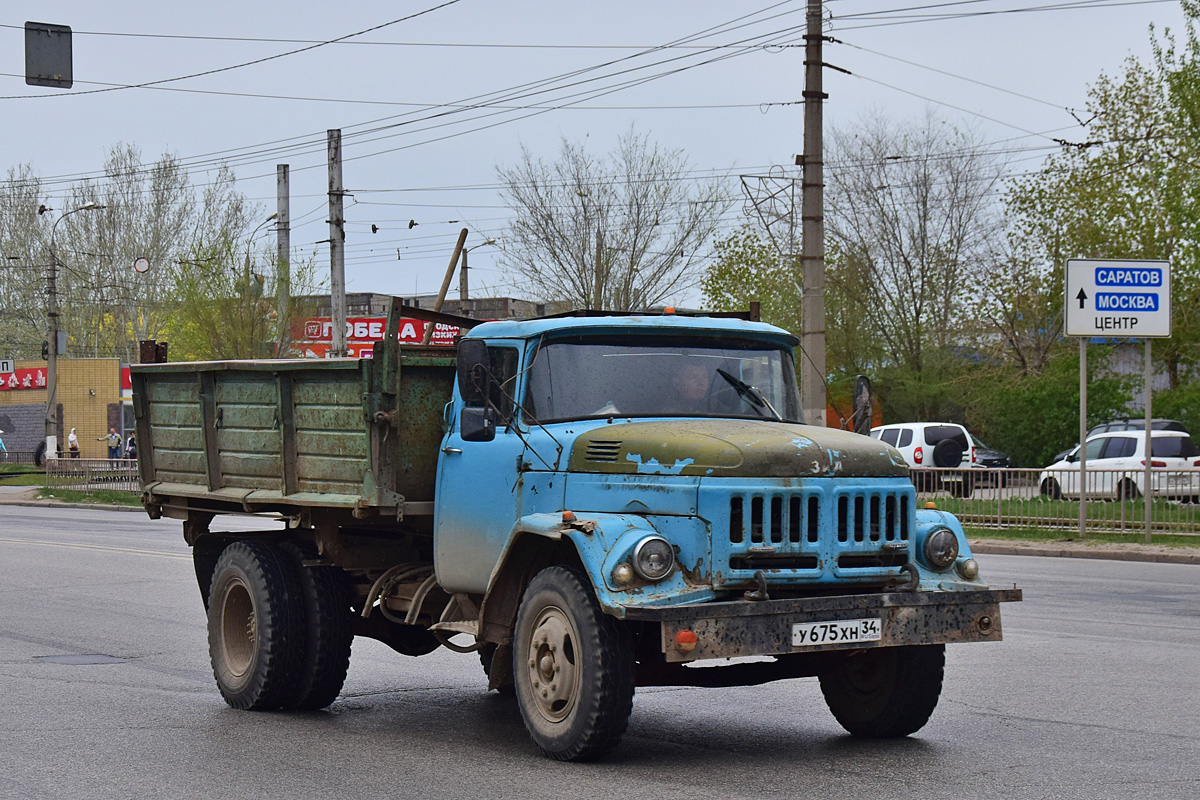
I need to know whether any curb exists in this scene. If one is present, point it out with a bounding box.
[0,499,144,513]
[971,541,1200,565]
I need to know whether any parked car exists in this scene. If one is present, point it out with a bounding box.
[1052,419,1191,464]
[972,439,1011,487]
[1039,430,1200,501]
[870,422,977,496]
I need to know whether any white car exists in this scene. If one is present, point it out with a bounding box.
[870,422,977,496]
[1039,430,1200,500]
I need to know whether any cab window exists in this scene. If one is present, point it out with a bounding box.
[880,429,900,446]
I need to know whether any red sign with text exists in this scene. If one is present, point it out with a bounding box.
[0,367,48,391]
[292,316,460,359]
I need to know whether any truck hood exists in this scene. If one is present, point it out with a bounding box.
[567,419,908,478]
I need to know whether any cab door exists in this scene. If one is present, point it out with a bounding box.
[433,343,527,593]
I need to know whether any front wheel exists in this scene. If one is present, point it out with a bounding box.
[819,644,945,738]
[1041,478,1062,500]
[513,566,635,761]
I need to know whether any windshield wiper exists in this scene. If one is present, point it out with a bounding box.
[716,369,782,421]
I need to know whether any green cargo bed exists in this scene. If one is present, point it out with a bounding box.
[131,349,456,517]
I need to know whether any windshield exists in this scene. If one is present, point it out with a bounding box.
[523,335,800,423]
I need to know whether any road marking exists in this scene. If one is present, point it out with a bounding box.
[0,536,190,561]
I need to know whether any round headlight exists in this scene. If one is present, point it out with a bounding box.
[632,536,675,581]
[923,527,959,571]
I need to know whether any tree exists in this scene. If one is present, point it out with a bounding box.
[165,236,322,361]
[497,128,730,310]
[1007,43,1200,388]
[0,165,52,358]
[52,145,255,361]
[826,110,1006,376]
[701,225,801,332]
[964,349,1132,467]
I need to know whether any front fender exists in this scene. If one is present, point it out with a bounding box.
[913,507,988,590]
[488,512,715,619]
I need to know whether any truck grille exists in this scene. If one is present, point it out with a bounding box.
[717,485,914,585]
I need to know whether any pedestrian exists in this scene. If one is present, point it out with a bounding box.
[0,429,7,453]
[124,433,137,460]
[97,428,121,460]
[67,428,80,458]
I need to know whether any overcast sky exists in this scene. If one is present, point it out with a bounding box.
[3,0,1188,306]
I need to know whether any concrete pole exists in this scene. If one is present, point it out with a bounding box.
[328,130,347,358]
[45,241,60,459]
[276,164,291,357]
[459,245,469,304]
[800,0,827,427]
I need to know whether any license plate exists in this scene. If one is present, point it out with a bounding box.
[792,618,882,647]
[1169,476,1193,486]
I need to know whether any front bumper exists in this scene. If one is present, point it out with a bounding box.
[623,588,1022,663]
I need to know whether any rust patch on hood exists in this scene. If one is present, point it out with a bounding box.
[569,419,907,478]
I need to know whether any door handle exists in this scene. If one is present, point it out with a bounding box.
[442,447,463,454]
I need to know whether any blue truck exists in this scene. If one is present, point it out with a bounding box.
[132,301,1020,761]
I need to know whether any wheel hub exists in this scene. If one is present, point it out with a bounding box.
[219,578,256,679]
[525,605,578,723]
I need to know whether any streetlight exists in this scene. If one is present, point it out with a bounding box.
[43,201,105,460]
[460,238,496,305]
[243,213,277,357]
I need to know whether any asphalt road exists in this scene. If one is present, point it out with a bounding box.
[1,506,1197,800]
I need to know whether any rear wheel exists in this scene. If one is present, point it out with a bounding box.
[207,541,304,710]
[820,645,945,738]
[1117,479,1140,501]
[513,566,635,761]
[280,543,353,710]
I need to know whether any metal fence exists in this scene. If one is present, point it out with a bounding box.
[914,467,1200,538]
[0,451,39,466]
[44,458,139,493]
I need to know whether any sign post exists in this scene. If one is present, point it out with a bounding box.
[1065,259,1171,542]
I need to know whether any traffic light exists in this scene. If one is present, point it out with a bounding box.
[42,340,49,360]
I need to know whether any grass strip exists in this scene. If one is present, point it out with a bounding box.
[35,488,142,507]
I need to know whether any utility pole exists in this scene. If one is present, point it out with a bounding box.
[328,129,347,358]
[276,164,290,357]
[459,245,469,304]
[43,202,103,459]
[799,0,827,427]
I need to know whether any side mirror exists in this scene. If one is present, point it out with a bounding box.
[460,406,496,442]
[1066,448,1080,463]
[457,339,489,407]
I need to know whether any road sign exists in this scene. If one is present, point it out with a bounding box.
[0,359,13,374]
[1065,258,1171,338]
